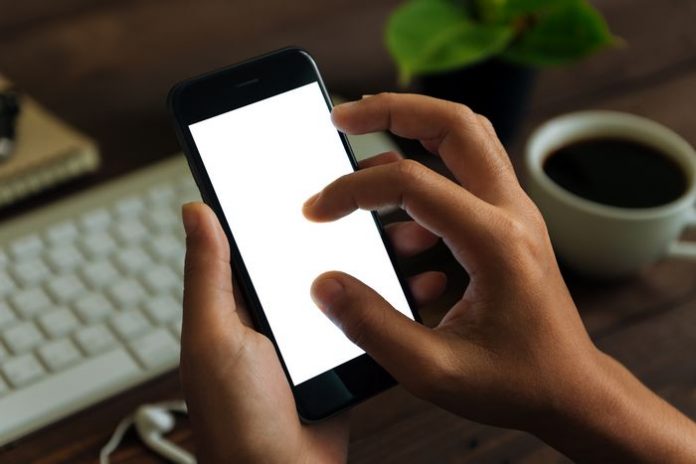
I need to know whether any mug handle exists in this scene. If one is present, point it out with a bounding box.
[668,208,696,259]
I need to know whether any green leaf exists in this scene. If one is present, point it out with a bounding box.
[501,1,615,66]
[386,0,514,83]
[474,0,509,23]
[473,0,580,23]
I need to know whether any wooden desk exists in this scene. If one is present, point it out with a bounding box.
[0,1,694,462]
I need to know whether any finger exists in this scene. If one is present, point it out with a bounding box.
[332,93,518,204]
[182,202,245,350]
[357,150,402,169]
[408,271,447,305]
[310,271,438,383]
[303,160,495,266]
[476,114,511,169]
[385,221,439,258]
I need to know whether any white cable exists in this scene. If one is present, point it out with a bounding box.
[100,401,192,464]
[100,413,135,464]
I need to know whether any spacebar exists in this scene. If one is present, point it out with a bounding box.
[0,348,142,445]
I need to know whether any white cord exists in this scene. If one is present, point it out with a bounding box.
[100,401,190,464]
[100,413,135,464]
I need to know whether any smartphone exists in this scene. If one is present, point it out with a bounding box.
[168,48,419,420]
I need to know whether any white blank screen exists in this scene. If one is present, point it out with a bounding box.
[189,82,412,385]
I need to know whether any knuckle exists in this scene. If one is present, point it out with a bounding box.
[494,213,549,270]
[526,200,549,231]
[184,254,228,289]
[429,349,460,390]
[524,205,550,239]
[406,348,456,399]
[334,171,354,187]
[449,103,477,126]
[502,216,529,243]
[375,91,397,103]
[396,159,427,184]
[338,312,370,348]
[477,114,495,133]
[476,113,492,126]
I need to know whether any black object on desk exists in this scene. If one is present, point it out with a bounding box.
[0,90,20,160]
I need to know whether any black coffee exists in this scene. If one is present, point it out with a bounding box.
[543,137,688,208]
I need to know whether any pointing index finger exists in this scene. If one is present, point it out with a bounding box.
[303,160,496,268]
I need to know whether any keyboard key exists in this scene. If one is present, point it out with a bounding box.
[113,248,152,275]
[143,265,180,293]
[46,221,79,244]
[115,197,145,217]
[46,245,84,272]
[38,339,82,371]
[129,329,179,369]
[0,272,16,298]
[10,235,43,259]
[11,288,51,318]
[81,261,120,289]
[12,258,52,286]
[148,184,176,204]
[177,177,200,203]
[2,354,46,388]
[113,220,149,244]
[47,274,86,304]
[146,210,179,231]
[38,308,79,338]
[148,234,182,261]
[143,295,180,324]
[80,209,111,231]
[110,310,150,340]
[81,232,118,258]
[75,324,117,355]
[108,278,146,308]
[73,293,114,323]
[0,302,17,328]
[0,349,141,440]
[2,322,44,354]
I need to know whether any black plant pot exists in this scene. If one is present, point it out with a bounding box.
[418,60,536,147]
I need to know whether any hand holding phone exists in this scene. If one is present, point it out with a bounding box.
[179,202,350,463]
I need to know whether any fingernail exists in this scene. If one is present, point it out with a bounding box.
[361,94,374,99]
[311,278,344,312]
[182,203,199,236]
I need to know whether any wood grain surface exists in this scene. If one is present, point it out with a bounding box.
[0,1,694,462]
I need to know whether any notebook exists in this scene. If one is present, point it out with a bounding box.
[0,76,100,207]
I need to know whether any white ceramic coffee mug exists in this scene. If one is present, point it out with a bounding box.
[525,111,696,277]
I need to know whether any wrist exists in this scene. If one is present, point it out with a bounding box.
[532,349,696,463]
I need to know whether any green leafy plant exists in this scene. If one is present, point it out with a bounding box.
[387,0,617,83]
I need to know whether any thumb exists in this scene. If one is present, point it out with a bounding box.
[181,202,245,353]
[310,271,437,382]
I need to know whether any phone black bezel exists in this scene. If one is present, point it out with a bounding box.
[167,47,421,421]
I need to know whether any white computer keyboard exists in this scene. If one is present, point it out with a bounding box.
[0,131,396,446]
[0,155,197,445]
